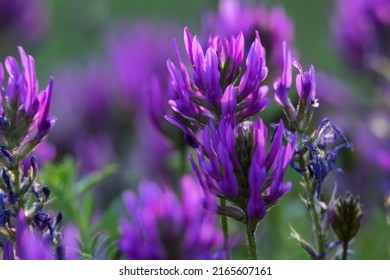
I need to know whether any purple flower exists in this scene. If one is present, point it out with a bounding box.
[0,47,56,156]
[108,23,177,111]
[190,118,296,228]
[2,211,79,260]
[333,0,390,72]
[291,118,352,197]
[274,43,318,132]
[61,224,81,260]
[167,27,269,132]
[119,175,223,260]
[204,0,294,69]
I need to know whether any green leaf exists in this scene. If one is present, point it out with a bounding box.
[73,164,117,197]
[290,225,318,259]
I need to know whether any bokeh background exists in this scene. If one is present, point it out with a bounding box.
[1,0,389,259]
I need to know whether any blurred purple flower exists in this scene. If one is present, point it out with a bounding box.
[119,175,223,260]
[190,118,296,228]
[204,0,294,69]
[50,24,177,180]
[333,0,390,73]
[126,117,174,183]
[2,211,79,260]
[61,223,80,260]
[13,210,54,260]
[108,23,177,111]
[50,62,118,174]
[73,134,114,175]
[355,110,390,172]
[0,0,49,50]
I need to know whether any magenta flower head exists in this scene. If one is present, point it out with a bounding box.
[274,42,318,132]
[166,27,269,133]
[190,118,296,232]
[204,0,294,69]
[119,175,223,260]
[333,0,390,73]
[0,47,56,157]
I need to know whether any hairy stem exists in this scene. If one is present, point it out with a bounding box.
[305,175,325,259]
[14,159,25,210]
[246,224,258,260]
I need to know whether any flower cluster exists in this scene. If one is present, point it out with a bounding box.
[291,118,352,198]
[190,118,295,232]
[164,27,299,260]
[0,47,56,155]
[166,27,269,132]
[274,43,318,133]
[119,176,223,260]
[0,47,69,260]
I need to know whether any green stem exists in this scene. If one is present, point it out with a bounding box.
[246,225,258,260]
[342,242,349,260]
[14,159,25,210]
[219,198,229,257]
[305,175,325,259]
[297,135,326,259]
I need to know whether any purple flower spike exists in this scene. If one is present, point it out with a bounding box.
[274,43,319,132]
[0,47,56,156]
[191,118,295,226]
[166,27,269,134]
[119,176,223,260]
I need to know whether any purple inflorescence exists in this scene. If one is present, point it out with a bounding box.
[166,27,269,131]
[119,175,223,260]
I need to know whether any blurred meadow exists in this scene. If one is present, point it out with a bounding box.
[0,0,389,260]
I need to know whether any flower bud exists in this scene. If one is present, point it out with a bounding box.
[329,192,363,244]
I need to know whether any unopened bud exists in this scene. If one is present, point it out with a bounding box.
[329,192,363,244]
